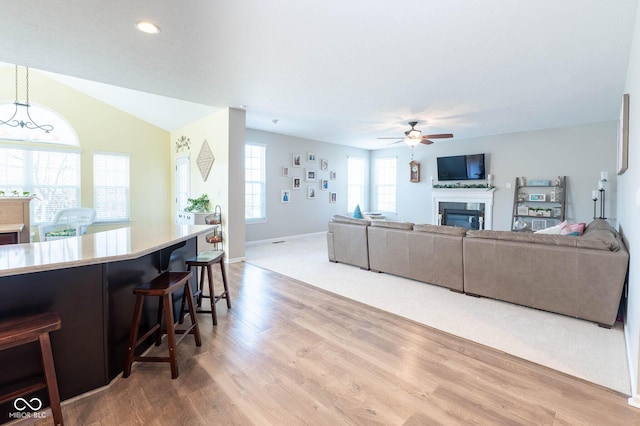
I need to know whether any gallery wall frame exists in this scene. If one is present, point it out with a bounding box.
[618,93,629,175]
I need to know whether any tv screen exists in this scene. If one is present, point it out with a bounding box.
[437,154,486,181]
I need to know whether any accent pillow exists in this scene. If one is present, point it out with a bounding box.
[534,222,566,234]
[561,222,586,236]
[353,204,363,219]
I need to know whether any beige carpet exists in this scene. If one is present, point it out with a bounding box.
[245,232,631,395]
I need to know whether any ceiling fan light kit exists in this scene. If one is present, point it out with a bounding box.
[377,121,453,147]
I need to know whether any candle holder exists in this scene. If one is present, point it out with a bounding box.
[592,193,598,220]
[597,176,607,219]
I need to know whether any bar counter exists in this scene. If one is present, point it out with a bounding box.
[0,225,214,422]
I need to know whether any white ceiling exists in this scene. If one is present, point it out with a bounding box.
[0,0,637,149]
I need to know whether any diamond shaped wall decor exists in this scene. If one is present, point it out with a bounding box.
[197,139,215,181]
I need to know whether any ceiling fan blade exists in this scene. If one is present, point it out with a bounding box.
[423,133,454,139]
[377,137,404,139]
[389,139,404,144]
[420,139,434,145]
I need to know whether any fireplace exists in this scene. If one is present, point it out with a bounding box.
[443,208,480,230]
[431,188,495,230]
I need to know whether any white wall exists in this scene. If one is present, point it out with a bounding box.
[372,121,618,229]
[621,0,640,408]
[245,128,370,242]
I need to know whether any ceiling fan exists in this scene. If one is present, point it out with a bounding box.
[377,121,454,146]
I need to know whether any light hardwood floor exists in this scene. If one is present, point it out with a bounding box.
[39,262,640,425]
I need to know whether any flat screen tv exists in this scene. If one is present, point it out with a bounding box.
[436,154,486,181]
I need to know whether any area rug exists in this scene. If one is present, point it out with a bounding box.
[245,232,631,395]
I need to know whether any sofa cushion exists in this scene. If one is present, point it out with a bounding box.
[370,220,414,230]
[466,229,619,251]
[585,219,613,233]
[413,224,467,236]
[332,214,371,226]
[579,229,620,251]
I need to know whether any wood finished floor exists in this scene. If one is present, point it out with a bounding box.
[36,262,640,425]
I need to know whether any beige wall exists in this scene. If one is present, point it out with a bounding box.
[170,107,245,261]
[0,67,172,232]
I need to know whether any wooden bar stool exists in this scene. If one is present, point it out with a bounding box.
[123,271,201,379]
[180,250,231,326]
[0,311,63,426]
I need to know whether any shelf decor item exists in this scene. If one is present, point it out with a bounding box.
[532,219,547,231]
[529,194,546,202]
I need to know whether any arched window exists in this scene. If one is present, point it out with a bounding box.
[0,102,79,145]
[0,103,81,224]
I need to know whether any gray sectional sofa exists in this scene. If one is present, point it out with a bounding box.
[326,216,629,327]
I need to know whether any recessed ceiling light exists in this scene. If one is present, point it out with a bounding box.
[136,21,160,34]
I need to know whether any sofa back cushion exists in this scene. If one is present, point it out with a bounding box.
[370,220,414,230]
[331,214,371,226]
[413,224,467,236]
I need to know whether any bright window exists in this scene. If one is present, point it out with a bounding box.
[347,156,365,213]
[0,145,80,223]
[245,143,266,221]
[374,157,397,213]
[175,156,190,212]
[0,102,79,145]
[93,152,130,222]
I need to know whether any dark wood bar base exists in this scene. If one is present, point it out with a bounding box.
[0,237,197,424]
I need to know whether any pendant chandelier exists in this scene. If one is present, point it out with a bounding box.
[0,65,54,133]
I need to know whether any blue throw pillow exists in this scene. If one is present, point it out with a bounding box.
[353,204,363,219]
[566,231,580,236]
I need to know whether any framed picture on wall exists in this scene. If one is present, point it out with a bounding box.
[330,192,337,203]
[306,169,316,182]
[292,154,302,167]
[292,177,301,189]
[618,93,629,175]
[321,179,329,190]
[330,171,336,180]
[307,187,316,199]
[320,159,328,170]
[281,190,290,203]
[282,166,289,177]
[307,152,316,162]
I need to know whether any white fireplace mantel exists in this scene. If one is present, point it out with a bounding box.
[431,188,496,230]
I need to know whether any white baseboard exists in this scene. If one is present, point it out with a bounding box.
[227,256,245,263]
[245,231,326,246]
[629,395,640,409]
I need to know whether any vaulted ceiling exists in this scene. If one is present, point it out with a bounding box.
[0,0,637,149]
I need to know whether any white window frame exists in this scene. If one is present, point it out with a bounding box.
[0,143,81,224]
[93,151,130,223]
[347,156,366,214]
[373,156,397,213]
[245,142,266,222]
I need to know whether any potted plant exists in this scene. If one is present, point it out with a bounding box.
[185,193,211,212]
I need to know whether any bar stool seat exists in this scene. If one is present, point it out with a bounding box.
[0,311,64,426]
[181,250,231,326]
[123,271,201,379]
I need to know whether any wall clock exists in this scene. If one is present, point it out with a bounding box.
[410,160,420,183]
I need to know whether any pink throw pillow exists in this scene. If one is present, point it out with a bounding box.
[561,222,586,236]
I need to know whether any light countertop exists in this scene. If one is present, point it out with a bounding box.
[0,224,214,277]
